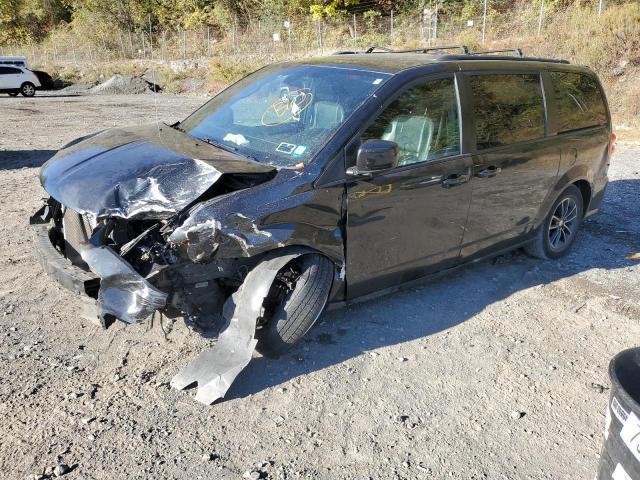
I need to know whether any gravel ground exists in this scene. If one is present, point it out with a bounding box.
[0,93,639,480]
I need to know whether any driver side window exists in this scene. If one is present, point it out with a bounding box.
[361,77,460,167]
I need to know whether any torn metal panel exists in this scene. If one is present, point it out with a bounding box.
[80,245,167,325]
[168,213,287,262]
[40,123,275,221]
[170,252,301,404]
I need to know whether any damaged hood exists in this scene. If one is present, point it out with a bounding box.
[40,123,275,221]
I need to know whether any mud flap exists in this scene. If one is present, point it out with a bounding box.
[170,251,302,404]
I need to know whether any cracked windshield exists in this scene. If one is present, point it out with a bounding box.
[179,64,392,167]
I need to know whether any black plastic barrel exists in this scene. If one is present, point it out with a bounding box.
[597,347,640,480]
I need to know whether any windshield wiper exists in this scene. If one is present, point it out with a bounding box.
[200,137,260,163]
[169,122,185,132]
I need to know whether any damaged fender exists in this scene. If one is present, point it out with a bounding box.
[170,251,304,404]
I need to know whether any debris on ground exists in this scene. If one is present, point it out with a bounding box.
[510,410,525,420]
[53,464,70,477]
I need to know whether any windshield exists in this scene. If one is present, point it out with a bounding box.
[179,64,392,167]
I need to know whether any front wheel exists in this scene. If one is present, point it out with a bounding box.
[20,82,35,97]
[525,185,583,259]
[256,254,334,357]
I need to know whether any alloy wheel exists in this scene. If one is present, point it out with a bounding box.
[547,197,578,252]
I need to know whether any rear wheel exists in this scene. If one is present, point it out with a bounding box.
[525,185,583,259]
[8,92,18,97]
[20,82,35,97]
[255,254,334,357]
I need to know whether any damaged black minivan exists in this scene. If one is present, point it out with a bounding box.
[31,48,614,400]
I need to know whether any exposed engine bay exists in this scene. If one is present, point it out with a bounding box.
[35,170,278,330]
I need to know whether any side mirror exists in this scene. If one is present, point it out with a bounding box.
[347,139,399,177]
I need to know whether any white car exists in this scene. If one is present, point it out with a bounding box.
[0,65,41,97]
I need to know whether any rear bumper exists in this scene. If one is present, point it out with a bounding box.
[30,207,167,327]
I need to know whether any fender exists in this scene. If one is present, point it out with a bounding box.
[533,164,592,229]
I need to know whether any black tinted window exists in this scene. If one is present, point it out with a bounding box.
[362,77,460,166]
[0,67,18,74]
[551,72,608,132]
[469,74,545,150]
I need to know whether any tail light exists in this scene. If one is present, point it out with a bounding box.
[608,131,617,159]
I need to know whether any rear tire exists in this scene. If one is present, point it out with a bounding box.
[525,185,583,259]
[8,92,18,97]
[20,82,35,97]
[256,254,334,358]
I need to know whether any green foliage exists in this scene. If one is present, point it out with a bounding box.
[0,0,70,43]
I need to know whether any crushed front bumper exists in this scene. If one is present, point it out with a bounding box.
[30,209,167,327]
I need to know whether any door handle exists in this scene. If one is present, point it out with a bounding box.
[441,173,470,188]
[475,165,502,178]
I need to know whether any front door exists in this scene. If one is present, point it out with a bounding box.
[0,66,16,89]
[345,76,473,299]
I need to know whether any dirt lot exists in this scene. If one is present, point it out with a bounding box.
[0,93,639,480]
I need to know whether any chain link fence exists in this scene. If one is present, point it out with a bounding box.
[0,1,620,68]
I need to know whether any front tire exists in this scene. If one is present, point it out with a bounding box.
[256,254,334,357]
[20,82,35,97]
[525,185,583,259]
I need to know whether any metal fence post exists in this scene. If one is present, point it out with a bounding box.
[149,14,153,56]
[287,18,292,56]
[233,15,237,55]
[353,14,357,49]
[482,0,488,44]
[390,10,394,44]
[538,0,545,34]
[434,1,438,40]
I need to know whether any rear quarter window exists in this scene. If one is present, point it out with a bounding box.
[469,74,545,150]
[550,71,608,133]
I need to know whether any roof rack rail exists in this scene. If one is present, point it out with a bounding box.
[395,45,469,54]
[472,48,524,57]
[364,46,395,53]
[364,45,469,55]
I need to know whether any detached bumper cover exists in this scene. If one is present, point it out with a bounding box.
[31,222,99,296]
[30,220,167,326]
[80,246,167,325]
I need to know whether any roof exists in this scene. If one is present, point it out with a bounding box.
[287,46,574,75]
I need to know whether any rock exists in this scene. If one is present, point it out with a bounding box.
[398,357,408,362]
[510,410,525,420]
[243,470,261,480]
[181,78,206,94]
[81,416,96,425]
[202,453,218,461]
[591,382,609,393]
[613,66,625,77]
[53,464,70,477]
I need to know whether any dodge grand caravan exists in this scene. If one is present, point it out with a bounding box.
[31,47,614,362]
